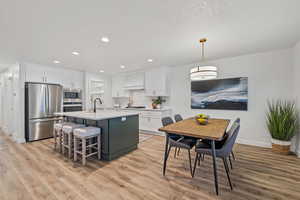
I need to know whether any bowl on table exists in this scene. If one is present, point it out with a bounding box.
[195,114,209,125]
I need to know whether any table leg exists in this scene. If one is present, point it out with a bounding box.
[211,140,219,195]
[163,134,169,176]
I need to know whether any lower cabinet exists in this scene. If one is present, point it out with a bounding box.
[122,109,172,135]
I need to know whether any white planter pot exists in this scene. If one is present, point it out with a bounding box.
[271,138,291,146]
[271,138,291,154]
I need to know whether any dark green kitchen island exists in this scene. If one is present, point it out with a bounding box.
[56,111,139,161]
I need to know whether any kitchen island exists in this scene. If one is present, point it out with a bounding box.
[55,111,139,161]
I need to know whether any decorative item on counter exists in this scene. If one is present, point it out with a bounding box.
[266,100,299,154]
[127,96,133,108]
[152,96,166,109]
[195,113,209,125]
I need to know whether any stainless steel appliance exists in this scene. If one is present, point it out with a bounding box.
[63,88,83,112]
[25,82,63,142]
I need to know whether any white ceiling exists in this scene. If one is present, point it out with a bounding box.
[1,0,300,74]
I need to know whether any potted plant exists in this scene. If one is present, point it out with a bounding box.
[266,100,299,154]
[152,96,166,109]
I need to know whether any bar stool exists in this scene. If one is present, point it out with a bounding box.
[61,123,85,159]
[53,122,75,152]
[73,127,101,166]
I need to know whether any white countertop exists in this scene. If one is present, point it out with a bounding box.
[108,107,172,112]
[55,110,139,121]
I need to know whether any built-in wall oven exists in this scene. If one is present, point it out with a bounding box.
[63,88,83,112]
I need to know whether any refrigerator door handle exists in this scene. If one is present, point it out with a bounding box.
[46,85,49,116]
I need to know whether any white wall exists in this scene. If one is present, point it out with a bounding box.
[292,41,300,156]
[169,48,294,148]
[84,72,112,111]
[0,63,25,143]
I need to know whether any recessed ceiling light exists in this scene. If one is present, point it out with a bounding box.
[120,65,125,69]
[147,58,153,62]
[101,37,110,43]
[99,70,104,73]
[72,51,80,55]
[53,60,61,64]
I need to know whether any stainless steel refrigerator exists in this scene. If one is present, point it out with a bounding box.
[25,82,63,142]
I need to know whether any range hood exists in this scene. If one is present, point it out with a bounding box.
[123,72,145,90]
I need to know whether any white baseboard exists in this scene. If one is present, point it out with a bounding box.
[237,138,300,158]
[0,126,9,135]
[236,138,271,148]
[0,127,26,144]
[139,129,164,136]
[15,137,26,143]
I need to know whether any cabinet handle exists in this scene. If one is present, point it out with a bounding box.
[153,90,156,95]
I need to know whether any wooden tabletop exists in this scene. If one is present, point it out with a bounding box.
[159,118,230,141]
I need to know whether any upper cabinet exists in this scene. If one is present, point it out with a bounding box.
[145,67,170,96]
[24,64,47,83]
[112,67,170,97]
[112,75,129,98]
[24,63,84,89]
[124,72,144,90]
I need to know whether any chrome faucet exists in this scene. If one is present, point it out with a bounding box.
[93,97,103,113]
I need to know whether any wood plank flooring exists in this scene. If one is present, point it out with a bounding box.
[0,131,300,200]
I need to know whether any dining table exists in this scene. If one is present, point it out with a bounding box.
[159,117,230,195]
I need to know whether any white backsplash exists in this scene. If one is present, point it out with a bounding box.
[113,90,169,108]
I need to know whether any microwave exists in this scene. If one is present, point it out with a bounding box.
[63,88,82,102]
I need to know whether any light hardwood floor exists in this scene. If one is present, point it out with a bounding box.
[0,131,300,200]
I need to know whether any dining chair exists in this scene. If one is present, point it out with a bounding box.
[230,118,240,161]
[192,123,240,192]
[200,118,240,168]
[161,117,196,176]
[173,114,183,157]
[173,114,199,158]
[174,114,183,122]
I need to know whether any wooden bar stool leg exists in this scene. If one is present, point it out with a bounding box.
[97,135,101,160]
[59,130,63,153]
[62,133,65,155]
[68,133,72,159]
[53,129,57,150]
[89,138,92,154]
[74,137,78,162]
[82,138,86,166]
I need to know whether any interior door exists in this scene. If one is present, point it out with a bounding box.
[27,83,48,119]
[47,84,63,117]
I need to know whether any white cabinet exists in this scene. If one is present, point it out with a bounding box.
[25,64,47,83]
[124,72,144,90]
[139,110,171,134]
[112,75,129,98]
[145,67,170,96]
[43,67,65,85]
[24,63,83,89]
[122,108,172,135]
[60,70,83,89]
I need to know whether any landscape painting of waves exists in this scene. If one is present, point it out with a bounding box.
[191,77,248,110]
